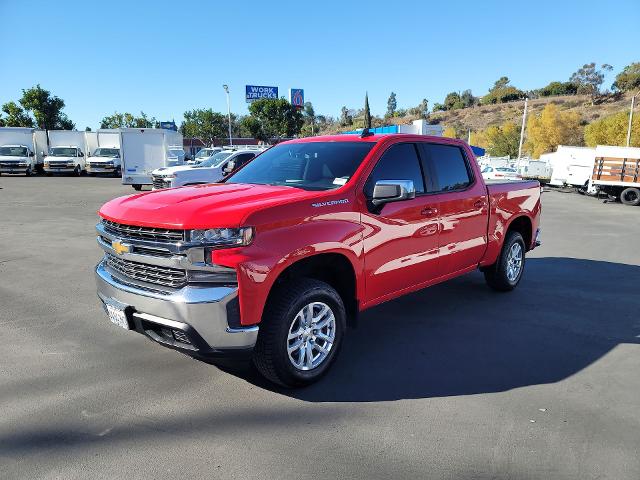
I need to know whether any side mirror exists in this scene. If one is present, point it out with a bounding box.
[79,151,84,157]
[29,151,34,157]
[371,180,416,206]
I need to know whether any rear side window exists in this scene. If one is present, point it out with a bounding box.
[422,143,472,192]
[364,143,425,197]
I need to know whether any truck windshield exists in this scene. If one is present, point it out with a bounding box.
[196,151,232,168]
[0,146,27,156]
[93,148,120,157]
[225,142,375,191]
[50,147,78,157]
[195,149,215,159]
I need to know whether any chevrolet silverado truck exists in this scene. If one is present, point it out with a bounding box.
[95,134,541,387]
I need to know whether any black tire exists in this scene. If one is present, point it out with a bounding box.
[25,166,32,176]
[484,231,526,292]
[620,187,640,206]
[73,165,81,176]
[252,278,346,387]
[132,184,142,191]
[114,167,121,177]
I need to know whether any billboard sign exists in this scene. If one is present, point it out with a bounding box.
[159,121,177,131]
[289,88,304,108]
[246,85,278,103]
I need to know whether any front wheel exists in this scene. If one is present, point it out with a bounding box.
[73,165,81,176]
[132,184,142,191]
[253,279,346,387]
[484,231,526,292]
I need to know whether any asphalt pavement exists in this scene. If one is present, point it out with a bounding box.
[1,176,638,479]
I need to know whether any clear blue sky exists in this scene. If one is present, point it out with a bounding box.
[1,0,638,130]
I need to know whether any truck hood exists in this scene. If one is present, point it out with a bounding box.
[0,156,28,162]
[99,183,316,229]
[45,156,76,162]
[152,165,193,175]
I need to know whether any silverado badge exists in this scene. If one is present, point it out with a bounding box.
[112,240,131,255]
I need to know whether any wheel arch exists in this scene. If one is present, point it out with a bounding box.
[506,215,533,250]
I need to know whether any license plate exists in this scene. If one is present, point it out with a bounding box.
[105,303,129,330]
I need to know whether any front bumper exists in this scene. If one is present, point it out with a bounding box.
[87,164,116,173]
[0,163,30,173]
[44,165,76,173]
[95,260,258,356]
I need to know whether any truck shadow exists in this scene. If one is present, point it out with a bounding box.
[223,257,640,402]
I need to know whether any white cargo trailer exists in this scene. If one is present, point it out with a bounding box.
[591,145,640,205]
[86,129,122,175]
[0,127,48,175]
[120,128,183,190]
[44,130,90,175]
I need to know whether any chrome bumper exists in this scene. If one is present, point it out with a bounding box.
[95,260,258,354]
[44,166,75,172]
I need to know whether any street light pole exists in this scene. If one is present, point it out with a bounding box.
[223,84,233,147]
[626,90,640,147]
[518,97,528,160]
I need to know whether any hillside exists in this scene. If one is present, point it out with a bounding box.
[320,92,635,137]
[414,92,634,133]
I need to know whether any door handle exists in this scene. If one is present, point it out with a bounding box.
[473,199,486,208]
[421,207,438,216]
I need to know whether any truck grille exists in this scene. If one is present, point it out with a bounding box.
[89,162,114,169]
[102,219,185,243]
[152,175,170,189]
[105,253,187,289]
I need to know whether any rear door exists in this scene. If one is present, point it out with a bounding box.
[362,142,441,302]
[419,142,488,274]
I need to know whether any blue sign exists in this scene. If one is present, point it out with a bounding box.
[246,85,278,103]
[160,121,177,131]
[289,88,304,108]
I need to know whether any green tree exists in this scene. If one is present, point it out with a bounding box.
[180,109,227,145]
[1,101,34,127]
[386,92,397,117]
[612,62,640,92]
[244,98,303,142]
[481,77,524,105]
[301,101,316,136]
[483,122,521,157]
[460,89,476,108]
[444,92,463,110]
[432,102,446,112]
[363,93,372,129]
[340,106,353,126]
[100,111,157,129]
[569,62,613,103]
[584,111,640,147]
[19,84,75,129]
[536,81,578,97]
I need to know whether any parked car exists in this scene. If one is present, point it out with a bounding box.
[186,147,224,165]
[482,166,521,180]
[167,146,187,166]
[95,134,541,387]
[151,149,258,189]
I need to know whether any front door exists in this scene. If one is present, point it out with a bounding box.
[361,142,440,303]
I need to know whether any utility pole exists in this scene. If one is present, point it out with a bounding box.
[626,90,640,147]
[518,97,528,159]
[223,84,233,147]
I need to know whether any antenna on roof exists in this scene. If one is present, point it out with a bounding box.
[360,128,374,138]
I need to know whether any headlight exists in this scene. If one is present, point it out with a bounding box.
[188,227,254,247]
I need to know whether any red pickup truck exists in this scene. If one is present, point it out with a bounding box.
[96,134,541,386]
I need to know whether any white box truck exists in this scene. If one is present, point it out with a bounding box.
[545,146,596,188]
[120,128,183,190]
[0,127,48,175]
[86,129,122,176]
[44,130,90,175]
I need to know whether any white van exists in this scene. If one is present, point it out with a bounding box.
[44,130,89,175]
[0,127,48,175]
[86,130,122,175]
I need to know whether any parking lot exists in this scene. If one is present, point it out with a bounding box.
[1,176,639,479]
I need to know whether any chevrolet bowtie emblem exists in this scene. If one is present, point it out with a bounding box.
[112,240,131,255]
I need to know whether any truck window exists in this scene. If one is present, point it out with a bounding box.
[364,143,425,197]
[422,144,471,192]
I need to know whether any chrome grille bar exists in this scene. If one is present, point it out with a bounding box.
[102,219,184,243]
[105,253,187,289]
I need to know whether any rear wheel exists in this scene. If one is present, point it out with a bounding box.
[620,187,640,206]
[253,278,346,387]
[484,231,526,292]
[25,166,32,176]
[132,184,142,191]
[73,165,81,176]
